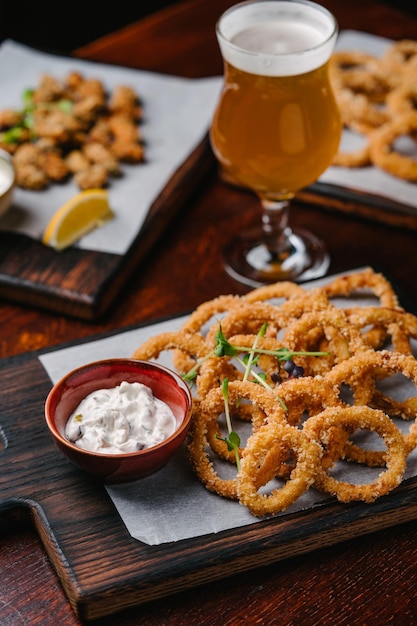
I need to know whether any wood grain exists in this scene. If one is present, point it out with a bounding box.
[298,184,417,231]
[2,1,417,625]
[2,341,417,620]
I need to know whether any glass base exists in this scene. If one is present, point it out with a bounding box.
[224,226,330,287]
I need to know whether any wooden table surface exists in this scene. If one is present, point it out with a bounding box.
[2,0,417,624]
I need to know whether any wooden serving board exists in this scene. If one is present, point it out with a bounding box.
[2,319,417,621]
[0,136,214,321]
[220,170,417,233]
[298,183,417,232]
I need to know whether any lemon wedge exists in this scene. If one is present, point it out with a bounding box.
[42,189,114,251]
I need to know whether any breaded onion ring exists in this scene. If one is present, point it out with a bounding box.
[333,86,390,133]
[329,39,417,180]
[187,380,287,500]
[322,268,403,349]
[188,399,239,500]
[281,309,366,375]
[196,353,245,398]
[386,84,417,118]
[131,330,210,366]
[172,294,242,372]
[278,288,335,318]
[330,51,389,102]
[206,401,266,464]
[276,375,342,426]
[205,301,293,345]
[241,289,335,344]
[369,112,417,181]
[276,376,347,470]
[380,40,417,83]
[326,350,417,464]
[332,135,372,168]
[243,281,306,303]
[347,306,417,355]
[130,268,417,515]
[322,268,399,308]
[178,294,241,335]
[303,405,406,503]
[238,421,322,517]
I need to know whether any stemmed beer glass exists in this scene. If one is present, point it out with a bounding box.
[210,0,342,286]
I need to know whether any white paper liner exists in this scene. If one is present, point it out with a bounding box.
[39,268,417,545]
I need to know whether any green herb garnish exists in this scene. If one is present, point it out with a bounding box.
[215,378,241,470]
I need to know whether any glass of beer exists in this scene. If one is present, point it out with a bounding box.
[210,0,341,286]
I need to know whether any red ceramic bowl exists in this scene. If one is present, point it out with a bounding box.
[44,358,193,483]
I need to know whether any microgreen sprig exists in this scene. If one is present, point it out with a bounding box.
[0,88,74,146]
[182,322,329,385]
[242,322,266,381]
[214,323,329,362]
[216,378,241,471]
[231,323,287,410]
[185,322,331,469]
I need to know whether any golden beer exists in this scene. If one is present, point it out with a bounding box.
[210,4,342,199]
[211,0,340,285]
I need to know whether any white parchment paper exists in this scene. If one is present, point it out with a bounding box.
[39,269,417,545]
[0,40,222,254]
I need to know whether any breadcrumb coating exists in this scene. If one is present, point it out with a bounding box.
[0,71,145,191]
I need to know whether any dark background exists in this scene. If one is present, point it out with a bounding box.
[0,1,180,55]
[1,1,417,55]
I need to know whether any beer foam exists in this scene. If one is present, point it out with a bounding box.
[216,0,338,77]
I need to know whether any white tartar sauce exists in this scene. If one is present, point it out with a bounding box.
[0,165,11,195]
[65,381,177,454]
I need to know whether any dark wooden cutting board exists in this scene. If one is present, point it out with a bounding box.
[220,170,417,232]
[0,136,214,321]
[298,182,417,231]
[2,327,417,621]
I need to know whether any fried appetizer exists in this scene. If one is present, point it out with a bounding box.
[0,71,145,191]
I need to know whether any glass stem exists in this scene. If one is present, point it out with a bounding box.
[261,198,292,258]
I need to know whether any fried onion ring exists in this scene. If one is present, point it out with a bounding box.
[276,375,342,426]
[131,330,210,366]
[172,294,242,373]
[205,301,293,345]
[303,405,406,503]
[326,350,417,465]
[238,421,322,516]
[347,306,417,355]
[322,268,400,308]
[276,375,347,470]
[281,309,366,375]
[330,51,389,103]
[332,134,372,168]
[386,83,417,118]
[369,112,417,181]
[187,380,287,500]
[130,268,417,516]
[380,40,417,81]
[196,353,244,398]
[321,268,405,349]
[243,281,306,303]
[188,399,239,500]
[333,86,390,133]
